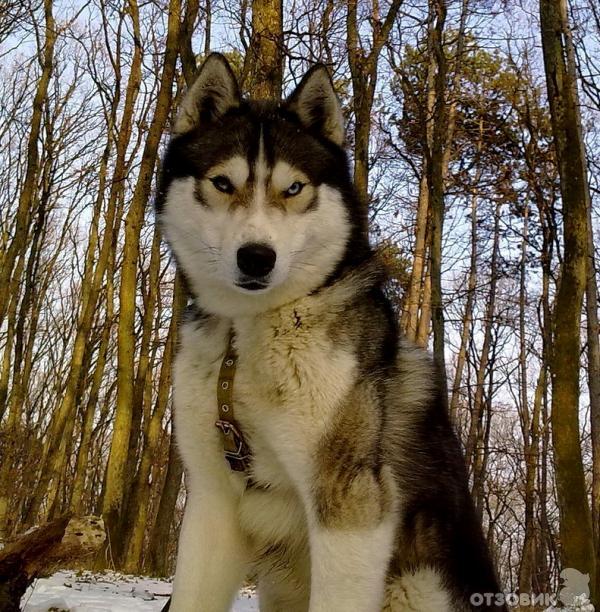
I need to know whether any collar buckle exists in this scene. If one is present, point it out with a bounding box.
[215,419,251,472]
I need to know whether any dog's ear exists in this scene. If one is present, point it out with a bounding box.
[285,65,344,146]
[173,53,241,136]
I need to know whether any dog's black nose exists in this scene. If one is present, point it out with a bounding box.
[237,243,276,277]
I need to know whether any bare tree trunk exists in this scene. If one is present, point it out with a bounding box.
[465,201,500,474]
[520,66,558,596]
[402,0,468,348]
[472,340,497,517]
[102,0,182,561]
[401,47,436,341]
[347,0,402,205]
[402,173,430,340]
[538,173,557,596]
[70,272,114,515]
[120,230,163,548]
[123,274,184,573]
[245,0,283,99]
[0,301,14,420]
[517,204,542,600]
[204,0,211,56]
[145,422,184,576]
[0,0,55,328]
[119,228,162,559]
[9,159,50,432]
[538,290,553,597]
[0,254,27,539]
[520,365,543,602]
[21,10,142,527]
[179,0,201,86]
[586,214,600,597]
[415,261,432,347]
[449,114,483,421]
[540,0,597,596]
[0,0,56,539]
[449,190,478,423]
[427,0,448,395]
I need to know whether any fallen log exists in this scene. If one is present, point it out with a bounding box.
[0,515,105,611]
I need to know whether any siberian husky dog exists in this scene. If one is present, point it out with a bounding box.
[156,53,505,611]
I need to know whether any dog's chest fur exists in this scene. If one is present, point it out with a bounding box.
[173,294,358,549]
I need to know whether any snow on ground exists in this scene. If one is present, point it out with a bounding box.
[22,572,597,612]
[21,570,258,611]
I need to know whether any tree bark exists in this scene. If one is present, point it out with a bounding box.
[448,113,483,421]
[245,0,283,99]
[179,0,201,86]
[415,262,432,348]
[120,229,163,549]
[0,0,56,539]
[426,0,448,395]
[21,2,143,529]
[123,273,184,573]
[586,211,600,597]
[69,274,114,515]
[540,0,597,596]
[401,173,430,341]
[401,0,468,349]
[102,0,182,560]
[0,0,56,328]
[465,201,500,476]
[347,0,402,206]
[517,204,542,599]
[145,424,184,576]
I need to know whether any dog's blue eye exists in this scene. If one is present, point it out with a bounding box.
[210,175,234,194]
[284,181,304,197]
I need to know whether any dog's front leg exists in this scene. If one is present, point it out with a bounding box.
[170,477,248,611]
[304,455,398,612]
[307,517,396,612]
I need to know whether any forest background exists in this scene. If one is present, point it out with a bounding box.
[0,0,599,607]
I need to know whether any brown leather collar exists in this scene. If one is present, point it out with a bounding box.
[215,332,251,472]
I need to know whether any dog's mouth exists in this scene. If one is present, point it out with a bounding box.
[236,280,270,292]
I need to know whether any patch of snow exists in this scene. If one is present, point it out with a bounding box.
[21,570,258,611]
[544,596,595,612]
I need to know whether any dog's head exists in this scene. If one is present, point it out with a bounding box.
[156,53,369,317]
